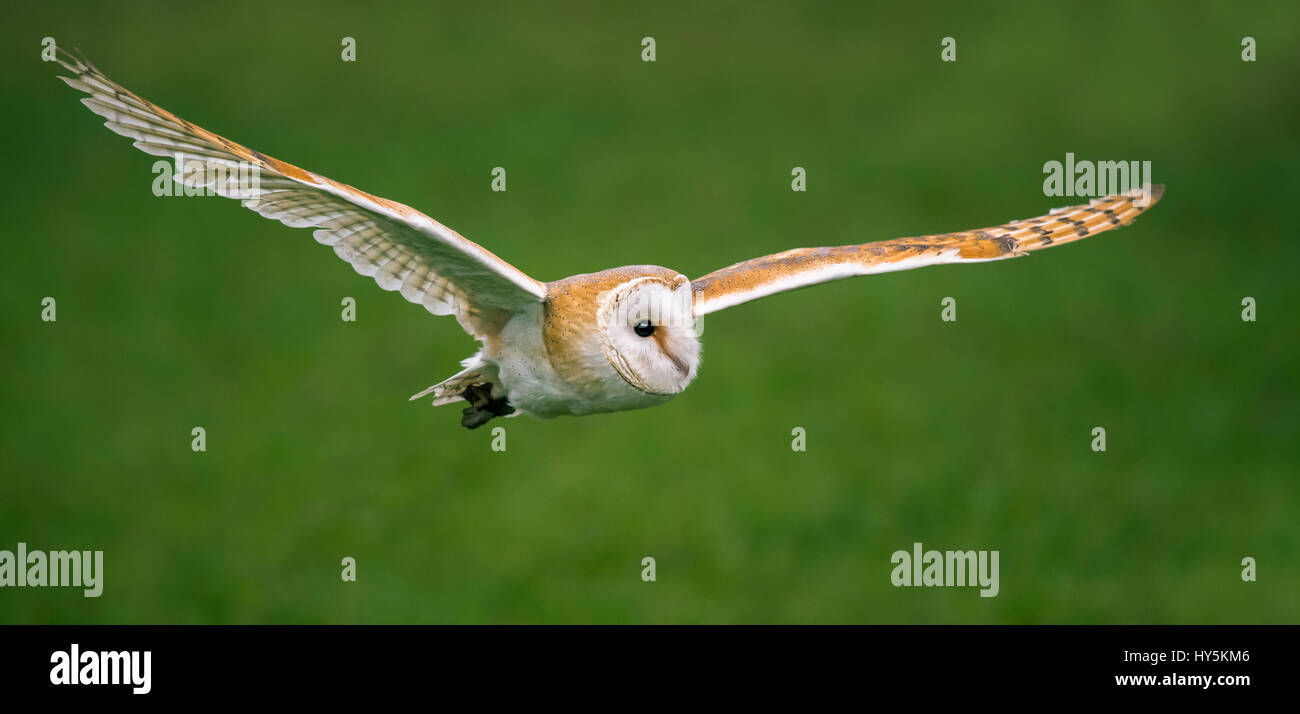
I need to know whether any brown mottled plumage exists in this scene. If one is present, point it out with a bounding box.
[691,187,1163,315]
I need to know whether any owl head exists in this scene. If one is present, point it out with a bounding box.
[596,273,701,395]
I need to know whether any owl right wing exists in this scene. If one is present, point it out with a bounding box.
[55,48,546,338]
[691,186,1163,316]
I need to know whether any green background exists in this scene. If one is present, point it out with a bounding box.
[1,1,1296,623]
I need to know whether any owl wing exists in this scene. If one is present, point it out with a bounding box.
[55,49,546,338]
[690,186,1164,316]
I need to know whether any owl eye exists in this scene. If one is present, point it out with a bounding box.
[633,319,655,337]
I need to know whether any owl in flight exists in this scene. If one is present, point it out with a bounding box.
[56,50,1164,429]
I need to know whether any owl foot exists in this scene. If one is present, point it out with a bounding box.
[459,384,515,429]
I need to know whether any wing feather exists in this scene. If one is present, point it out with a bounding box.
[691,186,1164,316]
[55,48,546,337]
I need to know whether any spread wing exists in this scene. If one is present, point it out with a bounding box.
[691,186,1164,316]
[54,48,546,338]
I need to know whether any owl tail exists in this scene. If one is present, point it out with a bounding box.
[409,354,512,420]
[409,361,489,406]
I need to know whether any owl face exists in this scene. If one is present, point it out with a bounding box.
[597,275,700,396]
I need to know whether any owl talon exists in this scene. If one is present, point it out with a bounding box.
[460,406,494,429]
[463,383,493,409]
[458,384,515,429]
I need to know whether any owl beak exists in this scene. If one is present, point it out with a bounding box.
[651,330,690,376]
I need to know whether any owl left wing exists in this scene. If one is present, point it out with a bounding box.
[691,187,1164,316]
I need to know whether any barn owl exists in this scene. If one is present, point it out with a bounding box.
[56,50,1164,429]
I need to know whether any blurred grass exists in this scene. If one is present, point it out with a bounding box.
[0,0,1296,623]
